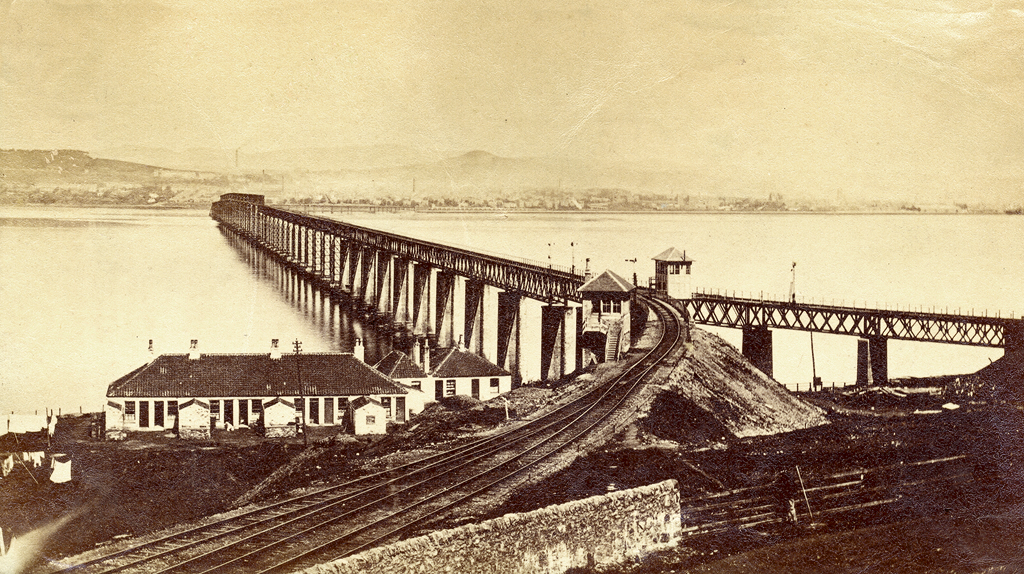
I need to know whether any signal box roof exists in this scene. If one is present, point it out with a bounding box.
[578,269,635,294]
[652,247,694,263]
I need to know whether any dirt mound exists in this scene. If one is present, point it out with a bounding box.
[642,328,828,444]
[946,349,1024,401]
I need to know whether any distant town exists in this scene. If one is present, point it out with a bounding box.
[1,148,1020,214]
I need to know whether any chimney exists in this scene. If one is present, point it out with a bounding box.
[188,339,200,361]
[148,339,154,356]
[270,339,281,360]
[457,335,465,353]
[412,338,421,366]
[423,342,431,374]
[353,338,365,362]
[584,257,593,281]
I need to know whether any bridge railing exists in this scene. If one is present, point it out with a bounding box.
[692,286,1019,320]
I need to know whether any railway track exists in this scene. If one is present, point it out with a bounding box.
[41,296,684,574]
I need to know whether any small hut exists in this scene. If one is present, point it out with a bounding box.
[177,399,211,440]
[348,396,386,435]
[262,397,297,438]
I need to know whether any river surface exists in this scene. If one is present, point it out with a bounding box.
[1,206,1021,415]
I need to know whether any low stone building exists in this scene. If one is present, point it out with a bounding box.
[104,340,419,439]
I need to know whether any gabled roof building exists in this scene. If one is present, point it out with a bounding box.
[104,340,424,439]
[578,269,636,362]
[375,345,513,403]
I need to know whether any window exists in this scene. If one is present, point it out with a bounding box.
[168,401,178,417]
[612,300,621,313]
[685,265,691,275]
[139,401,150,428]
[471,379,480,399]
[338,398,349,412]
[669,264,680,275]
[366,415,376,425]
[210,400,221,420]
[410,380,422,391]
[309,398,319,424]
[154,401,164,427]
[125,401,136,422]
[445,380,456,397]
[490,378,500,389]
[251,399,262,413]
[381,397,391,419]
[435,380,444,400]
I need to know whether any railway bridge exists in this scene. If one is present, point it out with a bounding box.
[685,292,1024,385]
[211,193,586,384]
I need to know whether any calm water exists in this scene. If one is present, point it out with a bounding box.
[1,206,1021,415]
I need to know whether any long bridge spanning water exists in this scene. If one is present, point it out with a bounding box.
[211,194,1023,386]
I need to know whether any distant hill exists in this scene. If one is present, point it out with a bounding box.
[99,145,445,172]
[0,149,235,205]
[0,149,202,184]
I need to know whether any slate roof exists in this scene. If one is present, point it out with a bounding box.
[374,351,428,380]
[106,353,408,399]
[578,269,635,294]
[429,347,510,378]
[651,247,694,263]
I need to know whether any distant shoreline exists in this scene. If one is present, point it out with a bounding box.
[0,202,1016,216]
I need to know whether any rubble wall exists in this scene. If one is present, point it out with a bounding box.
[299,480,680,574]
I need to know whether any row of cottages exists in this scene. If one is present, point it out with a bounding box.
[579,269,636,362]
[105,341,427,439]
[374,343,513,401]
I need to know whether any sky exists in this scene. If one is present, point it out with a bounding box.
[2,0,1023,202]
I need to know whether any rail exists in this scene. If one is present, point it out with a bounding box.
[45,296,682,574]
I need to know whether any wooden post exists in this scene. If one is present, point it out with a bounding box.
[796,465,813,519]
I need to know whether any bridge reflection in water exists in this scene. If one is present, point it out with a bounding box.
[220,226,393,363]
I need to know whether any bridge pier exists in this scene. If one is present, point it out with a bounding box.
[741,326,773,378]
[542,305,581,380]
[856,337,888,385]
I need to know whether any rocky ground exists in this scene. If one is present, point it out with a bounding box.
[3,318,1022,572]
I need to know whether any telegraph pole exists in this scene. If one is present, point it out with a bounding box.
[626,258,638,286]
[293,339,307,446]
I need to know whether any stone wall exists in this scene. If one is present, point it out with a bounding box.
[299,479,680,574]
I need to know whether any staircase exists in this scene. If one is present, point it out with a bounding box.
[604,322,622,362]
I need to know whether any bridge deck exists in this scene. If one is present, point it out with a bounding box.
[686,294,1023,348]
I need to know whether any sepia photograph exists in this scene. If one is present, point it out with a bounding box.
[1,0,1022,572]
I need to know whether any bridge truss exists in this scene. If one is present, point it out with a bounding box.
[686,294,1021,348]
